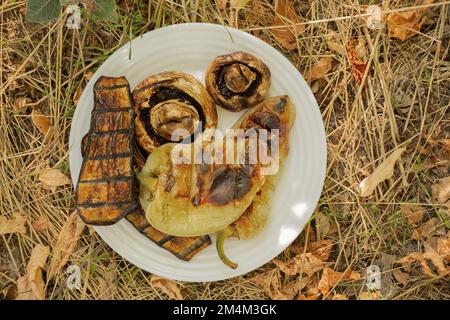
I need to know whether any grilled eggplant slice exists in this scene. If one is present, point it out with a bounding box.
[125,209,211,261]
[132,71,218,169]
[205,51,271,112]
[76,76,137,225]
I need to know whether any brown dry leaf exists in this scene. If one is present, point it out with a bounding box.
[73,82,84,105]
[437,236,450,262]
[80,0,96,11]
[296,293,320,300]
[0,214,26,235]
[273,253,325,277]
[392,269,410,286]
[387,0,434,41]
[253,271,281,299]
[277,277,310,300]
[304,57,333,81]
[331,293,348,300]
[98,262,117,300]
[347,38,369,85]
[411,217,440,240]
[431,176,450,204]
[290,239,333,262]
[307,240,333,261]
[397,252,434,277]
[48,211,85,279]
[317,267,361,295]
[400,204,424,225]
[359,291,381,300]
[38,168,71,192]
[84,70,94,81]
[150,275,184,300]
[359,147,405,197]
[253,270,307,300]
[32,216,48,232]
[423,247,448,277]
[327,40,345,56]
[16,244,50,300]
[272,0,304,50]
[230,0,250,9]
[31,109,52,136]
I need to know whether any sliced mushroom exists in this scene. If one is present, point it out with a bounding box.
[205,51,271,112]
[132,71,217,169]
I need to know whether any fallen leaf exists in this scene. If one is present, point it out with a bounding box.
[437,236,450,262]
[347,38,369,85]
[331,293,348,300]
[48,211,85,279]
[32,216,48,232]
[327,40,345,56]
[38,168,71,191]
[84,70,94,81]
[431,176,450,204]
[397,252,434,277]
[278,277,310,300]
[359,148,405,197]
[290,239,333,262]
[98,262,117,300]
[1,285,17,300]
[387,0,434,41]
[317,267,361,295]
[359,291,381,300]
[272,0,304,50]
[73,82,84,105]
[423,247,448,277]
[296,293,320,300]
[400,204,424,225]
[273,253,326,277]
[16,244,50,300]
[253,270,282,299]
[31,109,52,136]
[230,0,250,8]
[411,218,441,240]
[216,0,227,10]
[304,57,333,81]
[0,214,26,235]
[392,269,409,286]
[150,275,183,300]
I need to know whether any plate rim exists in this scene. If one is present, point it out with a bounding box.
[69,22,327,282]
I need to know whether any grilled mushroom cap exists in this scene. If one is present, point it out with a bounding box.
[132,71,217,169]
[205,51,271,112]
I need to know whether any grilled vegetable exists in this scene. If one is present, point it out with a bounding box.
[205,51,271,112]
[132,71,217,169]
[138,95,295,267]
[76,76,138,225]
[125,209,211,261]
[138,142,266,237]
[139,96,294,236]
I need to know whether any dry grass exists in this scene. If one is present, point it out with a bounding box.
[1,0,449,300]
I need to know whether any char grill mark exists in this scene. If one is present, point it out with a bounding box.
[76,76,137,225]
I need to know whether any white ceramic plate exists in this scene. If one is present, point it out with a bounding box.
[69,23,326,282]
